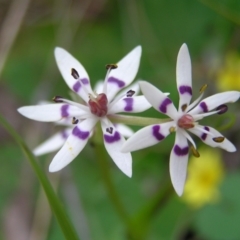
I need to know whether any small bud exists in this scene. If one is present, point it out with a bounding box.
[190,145,200,158]
[53,96,63,103]
[72,117,79,124]
[106,127,113,134]
[199,84,208,94]
[71,68,79,79]
[126,90,135,97]
[106,64,118,70]
[213,137,225,143]
[216,104,228,114]
[181,104,187,112]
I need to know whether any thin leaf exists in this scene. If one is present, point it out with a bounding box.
[0,114,79,240]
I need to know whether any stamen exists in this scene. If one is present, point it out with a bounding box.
[213,137,225,143]
[169,127,176,133]
[190,145,200,157]
[103,64,118,94]
[181,104,188,112]
[199,84,208,94]
[72,117,79,124]
[105,64,118,70]
[53,96,64,103]
[71,68,79,79]
[106,127,113,134]
[126,90,135,97]
[216,104,228,114]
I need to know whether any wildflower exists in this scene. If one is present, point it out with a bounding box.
[33,82,137,156]
[217,52,240,91]
[18,46,151,177]
[122,44,239,195]
[183,148,224,208]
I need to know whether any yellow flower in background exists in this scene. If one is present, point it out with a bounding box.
[183,148,224,208]
[218,52,240,91]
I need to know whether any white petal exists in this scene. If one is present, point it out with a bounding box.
[176,44,193,111]
[106,46,142,102]
[189,91,240,115]
[101,120,132,177]
[189,125,236,152]
[18,104,86,122]
[121,122,174,152]
[54,47,93,102]
[139,81,178,119]
[49,118,97,172]
[114,123,134,138]
[108,96,151,114]
[33,128,72,156]
[170,130,189,196]
[94,80,104,93]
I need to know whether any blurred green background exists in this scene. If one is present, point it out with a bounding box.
[1,0,240,239]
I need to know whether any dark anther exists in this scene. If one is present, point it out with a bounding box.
[216,104,228,115]
[53,96,63,103]
[126,90,135,97]
[105,64,118,70]
[199,84,208,94]
[213,137,225,143]
[190,145,200,158]
[71,68,79,79]
[72,117,79,124]
[181,104,187,112]
[106,127,113,134]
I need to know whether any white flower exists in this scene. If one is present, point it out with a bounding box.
[32,82,138,156]
[18,46,151,177]
[122,43,239,195]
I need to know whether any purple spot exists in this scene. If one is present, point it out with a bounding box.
[200,102,208,112]
[61,104,69,117]
[73,81,81,92]
[179,85,192,95]
[174,145,189,156]
[72,126,90,140]
[72,78,89,92]
[123,98,133,111]
[104,131,121,143]
[201,126,210,140]
[108,77,125,88]
[61,130,68,139]
[159,98,172,113]
[152,125,165,141]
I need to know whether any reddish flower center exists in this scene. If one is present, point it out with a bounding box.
[88,93,108,117]
[177,114,195,129]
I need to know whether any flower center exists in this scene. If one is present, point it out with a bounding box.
[88,93,108,117]
[177,114,195,129]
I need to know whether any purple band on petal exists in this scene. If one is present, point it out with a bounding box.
[200,102,208,112]
[104,131,121,143]
[174,145,189,156]
[72,126,90,140]
[108,77,125,88]
[61,130,69,139]
[72,78,89,92]
[152,125,165,141]
[123,98,133,111]
[61,104,69,117]
[73,81,81,92]
[179,85,192,95]
[201,126,210,140]
[159,98,172,113]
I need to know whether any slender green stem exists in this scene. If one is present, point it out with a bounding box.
[108,114,170,126]
[93,127,140,239]
[0,114,79,240]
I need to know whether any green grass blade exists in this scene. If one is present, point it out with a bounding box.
[0,114,79,240]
